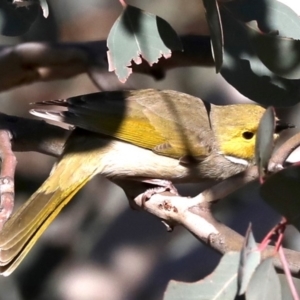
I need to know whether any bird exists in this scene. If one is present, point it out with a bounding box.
[0,89,287,276]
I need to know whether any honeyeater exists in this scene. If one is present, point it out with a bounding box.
[0,89,286,276]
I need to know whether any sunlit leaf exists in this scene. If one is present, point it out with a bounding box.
[39,0,48,18]
[107,5,182,83]
[238,226,261,295]
[220,0,300,106]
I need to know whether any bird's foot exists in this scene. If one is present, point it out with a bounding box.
[112,178,178,210]
[135,179,178,207]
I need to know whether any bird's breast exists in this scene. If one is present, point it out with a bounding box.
[94,138,249,183]
[98,139,199,183]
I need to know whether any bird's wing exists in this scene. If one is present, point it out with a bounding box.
[31,89,212,159]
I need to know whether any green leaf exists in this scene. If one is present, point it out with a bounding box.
[221,0,300,38]
[202,0,223,73]
[246,258,281,300]
[278,274,300,300]
[260,165,300,231]
[220,0,300,106]
[163,252,239,300]
[107,5,182,83]
[245,10,300,80]
[255,107,276,179]
[238,227,261,295]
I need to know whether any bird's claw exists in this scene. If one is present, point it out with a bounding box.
[135,180,178,207]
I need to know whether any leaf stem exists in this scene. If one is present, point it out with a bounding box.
[119,0,127,8]
[279,246,300,300]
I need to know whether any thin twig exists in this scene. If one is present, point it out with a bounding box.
[269,132,300,171]
[0,36,213,92]
[0,131,16,230]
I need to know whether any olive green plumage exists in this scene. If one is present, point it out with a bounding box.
[0,89,266,276]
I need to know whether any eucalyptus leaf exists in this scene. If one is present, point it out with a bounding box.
[260,165,300,231]
[220,0,300,106]
[246,21,300,80]
[39,0,48,18]
[164,252,239,300]
[238,227,261,295]
[223,0,300,37]
[107,5,182,83]
[246,258,281,300]
[255,107,275,179]
[278,274,300,300]
[202,0,223,72]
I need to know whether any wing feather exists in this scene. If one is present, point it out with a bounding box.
[31,89,213,159]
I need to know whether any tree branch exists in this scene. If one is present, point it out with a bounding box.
[0,130,16,230]
[269,132,300,171]
[135,186,300,278]
[0,35,213,92]
[0,112,68,157]
[131,135,300,278]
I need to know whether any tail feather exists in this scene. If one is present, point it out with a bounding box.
[0,147,101,276]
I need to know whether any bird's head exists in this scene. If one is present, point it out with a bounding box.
[211,104,291,165]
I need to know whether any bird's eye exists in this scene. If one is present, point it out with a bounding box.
[242,131,254,140]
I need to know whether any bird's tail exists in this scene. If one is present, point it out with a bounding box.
[0,143,102,276]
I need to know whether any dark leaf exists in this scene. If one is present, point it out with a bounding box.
[202,0,223,72]
[0,0,40,36]
[260,165,300,231]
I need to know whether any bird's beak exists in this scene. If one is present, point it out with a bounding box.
[275,120,295,134]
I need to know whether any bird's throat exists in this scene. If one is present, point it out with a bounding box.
[224,155,249,166]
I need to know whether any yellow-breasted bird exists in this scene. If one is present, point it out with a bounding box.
[0,89,288,276]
